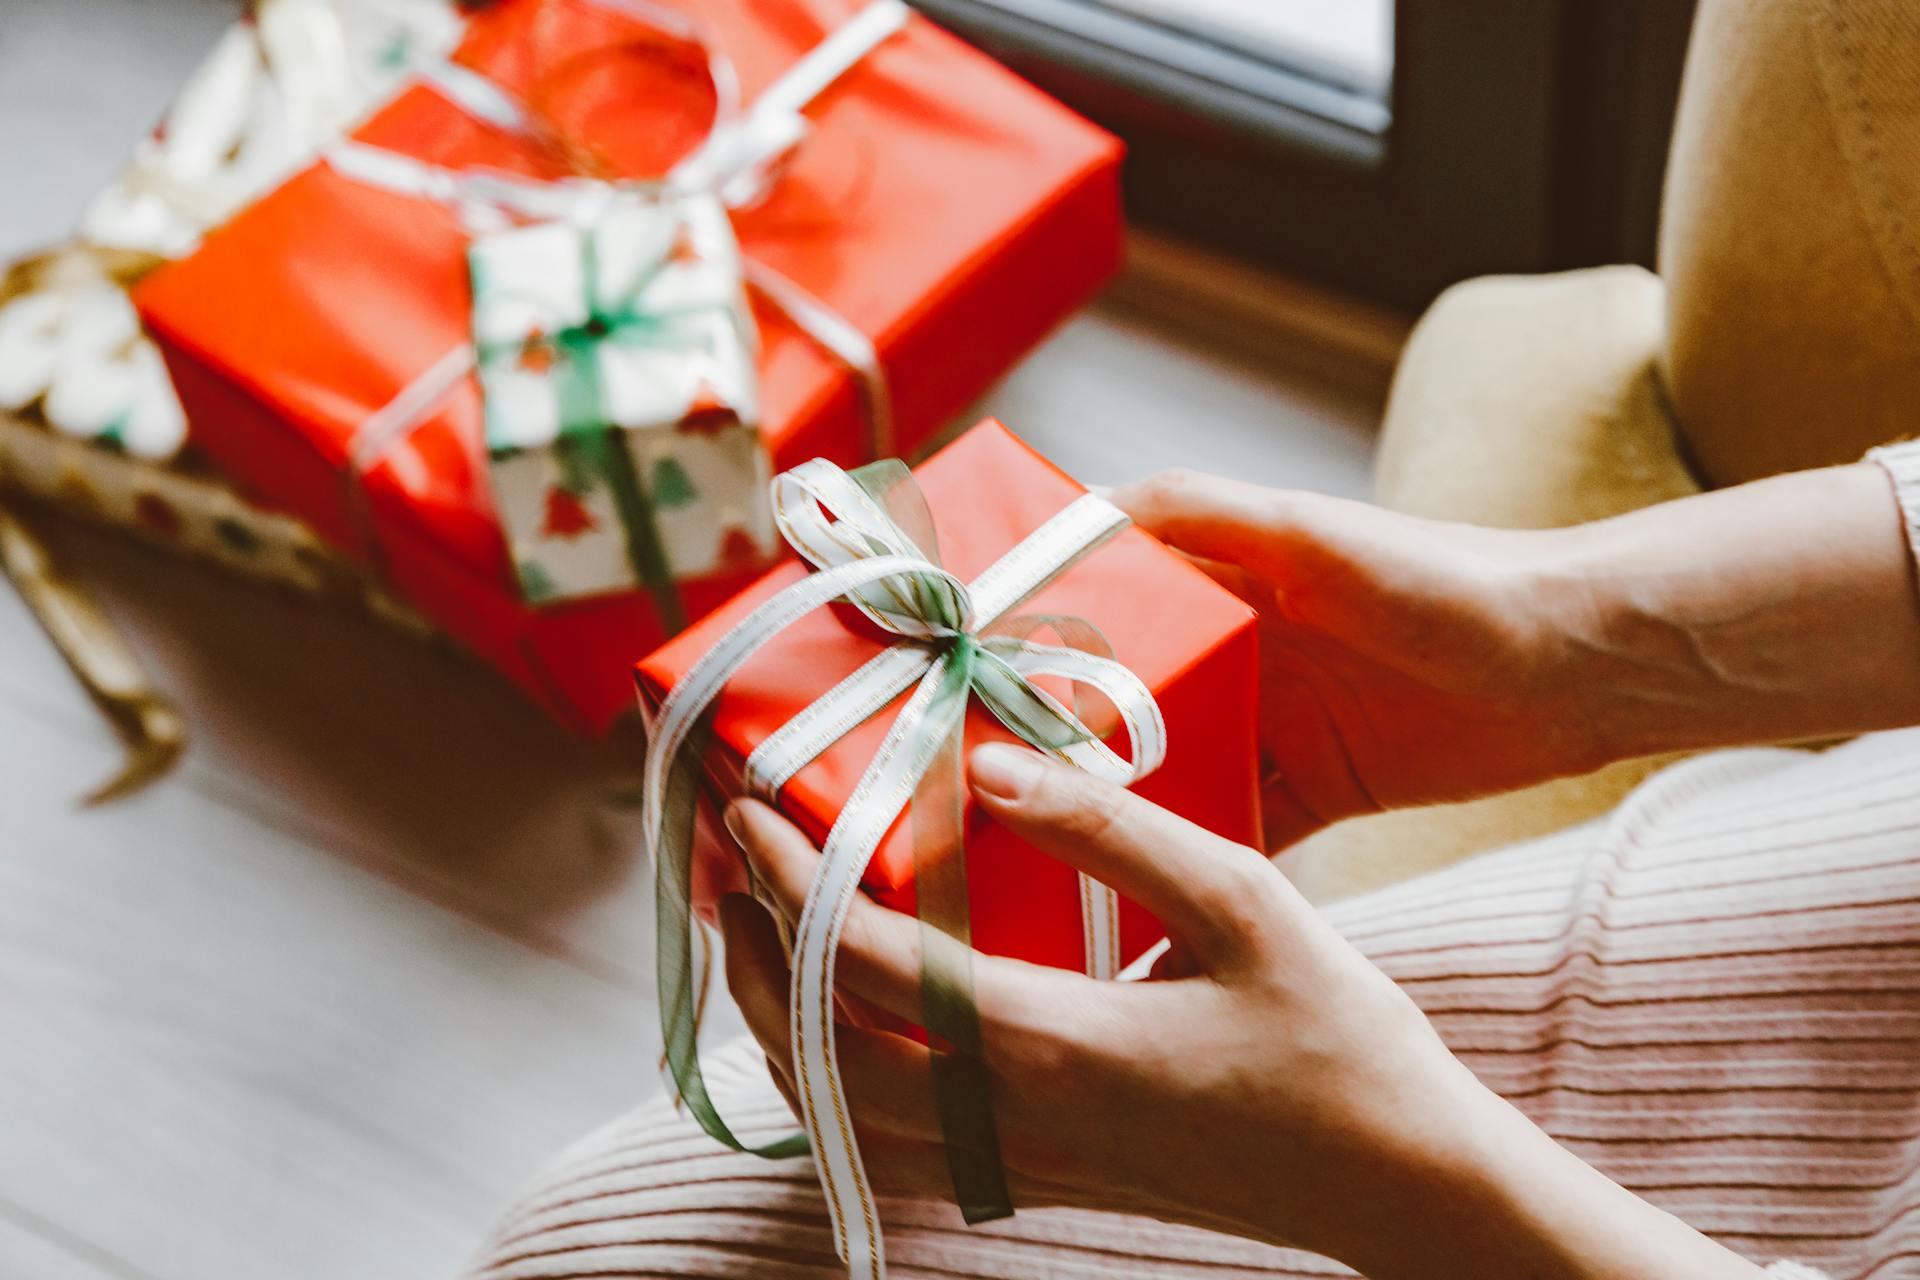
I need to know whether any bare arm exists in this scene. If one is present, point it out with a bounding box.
[1111,458,1920,848]
[1548,462,1920,759]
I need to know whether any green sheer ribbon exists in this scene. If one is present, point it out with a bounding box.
[652,458,1139,1229]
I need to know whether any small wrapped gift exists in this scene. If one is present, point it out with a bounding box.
[470,192,770,610]
[0,0,470,667]
[0,0,471,465]
[636,420,1260,1276]
[136,0,1125,734]
[0,0,479,605]
[0,243,433,631]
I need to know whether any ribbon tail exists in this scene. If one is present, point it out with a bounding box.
[642,554,960,1168]
[912,661,1014,1224]
[789,655,960,1276]
[559,426,687,633]
[654,714,809,1156]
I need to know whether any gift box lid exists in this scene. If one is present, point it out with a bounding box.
[635,418,1258,891]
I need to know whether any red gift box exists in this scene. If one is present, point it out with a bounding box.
[134,0,1124,734]
[635,420,1261,973]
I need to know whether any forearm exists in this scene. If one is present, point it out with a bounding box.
[1537,463,1920,761]
[1302,1060,1766,1280]
[1404,1084,1765,1280]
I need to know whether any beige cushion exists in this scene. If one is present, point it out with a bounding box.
[1662,0,1920,485]
[1296,0,1920,899]
[1286,266,1701,904]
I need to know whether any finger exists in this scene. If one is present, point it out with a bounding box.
[718,894,806,1124]
[1116,471,1418,614]
[851,1130,1080,1211]
[968,744,1293,971]
[833,1025,946,1143]
[724,890,956,1143]
[728,799,928,1016]
[1111,469,1308,573]
[786,1023,1100,1205]
[858,1130,1085,1211]
[856,1132,962,1200]
[719,893,796,1077]
[727,798,1029,1030]
[1147,941,1202,981]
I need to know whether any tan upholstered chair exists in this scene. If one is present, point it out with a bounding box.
[1289,0,1920,903]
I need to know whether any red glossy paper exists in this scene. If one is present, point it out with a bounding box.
[134,0,1124,733]
[636,421,1261,973]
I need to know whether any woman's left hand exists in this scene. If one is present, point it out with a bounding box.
[718,744,1764,1280]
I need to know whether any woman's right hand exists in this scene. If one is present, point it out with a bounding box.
[1111,471,1603,850]
[720,749,1768,1280]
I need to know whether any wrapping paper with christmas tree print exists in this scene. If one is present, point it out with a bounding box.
[472,192,772,607]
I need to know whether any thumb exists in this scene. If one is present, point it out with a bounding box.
[1115,470,1520,680]
[1112,470,1405,612]
[967,744,1296,972]
[1111,470,1324,575]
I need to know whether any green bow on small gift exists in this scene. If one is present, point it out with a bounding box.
[470,191,760,621]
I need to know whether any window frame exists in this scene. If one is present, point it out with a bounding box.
[908,0,1697,310]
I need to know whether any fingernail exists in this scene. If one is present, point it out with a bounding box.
[723,799,750,848]
[969,742,1044,801]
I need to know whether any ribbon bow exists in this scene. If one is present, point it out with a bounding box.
[472,196,751,445]
[84,0,463,260]
[0,250,186,459]
[642,457,1167,1280]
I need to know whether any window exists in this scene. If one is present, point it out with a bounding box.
[909,0,1695,310]
[1093,0,1393,124]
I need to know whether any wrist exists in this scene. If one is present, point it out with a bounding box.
[1482,526,1629,775]
[1342,1066,1764,1280]
[1516,464,1920,763]
[1516,521,1684,766]
[1514,507,1805,767]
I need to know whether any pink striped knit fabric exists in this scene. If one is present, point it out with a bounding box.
[469,730,1920,1278]
[473,452,1920,1278]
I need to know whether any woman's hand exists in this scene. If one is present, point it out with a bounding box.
[1111,472,1603,849]
[718,746,1765,1280]
[1112,462,1920,853]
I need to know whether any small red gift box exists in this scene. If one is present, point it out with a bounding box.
[635,420,1261,973]
[134,0,1124,734]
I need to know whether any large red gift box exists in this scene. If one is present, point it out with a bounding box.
[134,0,1124,734]
[636,420,1261,973]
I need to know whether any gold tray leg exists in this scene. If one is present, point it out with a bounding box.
[0,502,184,804]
